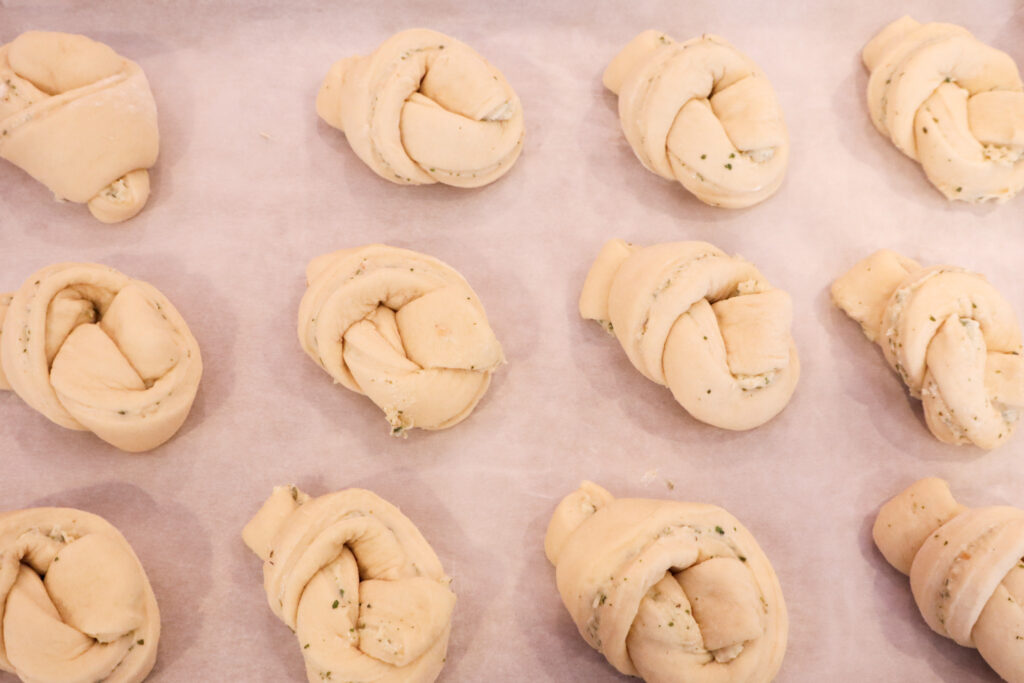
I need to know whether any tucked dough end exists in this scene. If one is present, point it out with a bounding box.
[87,170,151,224]
[873,477,967,575]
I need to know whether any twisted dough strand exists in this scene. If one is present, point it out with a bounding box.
[832,249,1024,449]
[580,239,799,430]
[604,31,789,208]
[0,31,158,222]
[874,478,1024,682]
[298,245,504,434]
[0,263,202,452]
[863,16,1024,202]
[545,482,787,683]
[243,486,455,683]
[0,507,160,683]
[317,29,524,187]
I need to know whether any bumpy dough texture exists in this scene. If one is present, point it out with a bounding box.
[545,482,787,683]
[298,245,504,434]
[832,249,1024,449]
[863,16,1024,203]
[243,486,456,683]
[874,478,1024,682]
[0,263,202,452]
[579,239,799,430]
[316,28,524,188]
[0,31,159,223]
[0,507,160,683]
[603,30,789,208]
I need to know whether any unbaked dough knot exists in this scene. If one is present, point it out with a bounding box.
[317,28,524,188]
[863,16,1024,202]
[545,482,787,683]
[0,263,203,452]
[603,30,789,208]
[874,478,1024,683]
[243,486,456,683]
[298,245,504,434]
[0,507,160,683]
[832,249,1024,449]
[0,31,159,222]
[580,239,799,430]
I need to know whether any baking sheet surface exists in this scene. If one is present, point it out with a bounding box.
[1,1,1023,680]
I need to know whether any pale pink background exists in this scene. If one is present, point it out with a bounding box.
[1,1,1023,680]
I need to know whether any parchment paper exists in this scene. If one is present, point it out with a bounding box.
[1,1,1023,680]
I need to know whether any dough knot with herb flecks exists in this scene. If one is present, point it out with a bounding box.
[0,31,159,222]
[832,249,1024,449]
[545,482,788,683]
[297,245,504,435]
[863,16,1024,203]
[243,486,456,683]
[874,478,1024,682]
[603,30,789,208]
[0,263,202,452]
[579,239,799,430]
[0,507,160,683]
[316,29,524,188]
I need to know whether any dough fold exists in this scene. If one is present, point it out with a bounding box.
[545,481,787,682]
[0,507,160,683]
[604,30,789,208]
[579,239,799,430]
[874,478,1024,682]
[316,29,523,187]
[298,245,504,434]
[0,263,202,452]
[832,249,1024,449]
[862,16,1024,202]
[0,31,159,222]
[242,486,455,683]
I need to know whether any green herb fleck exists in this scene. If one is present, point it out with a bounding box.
[331,600,339,609]
[724,163,732,170]
[715,526,724,535]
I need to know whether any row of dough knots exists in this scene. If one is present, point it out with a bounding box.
[832,249,1024,449]
[579,239,799,431]
[874,478,1024,683]
[316,28,524,188]
[603,30,789,208]
[0,262,203,452]
[297,245,504,434]
[545,482,787,683]
[0,31,159,222]
[243,486,456,683]
[0,507,159,683]
[863,16,1024,202]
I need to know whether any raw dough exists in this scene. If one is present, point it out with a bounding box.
[0,263,202,452]
[545,481,787,682]
[297,245,504,434]
[0,31,159,223]
[874,478,1024,682]
[317,29,524,188]
[832,249,1024,449]
[243,485,456,683]
[579,239,799,430]
[603,31,789,208]
[862,16,1024,203]
[0,506,160,683]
